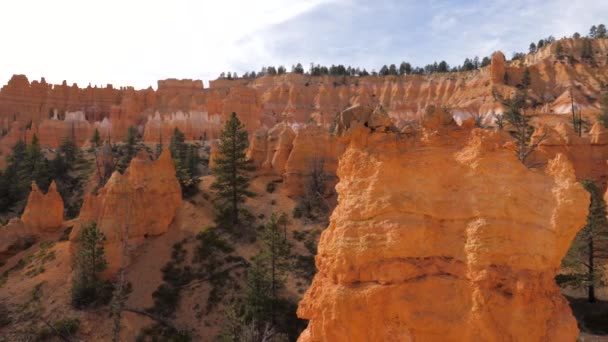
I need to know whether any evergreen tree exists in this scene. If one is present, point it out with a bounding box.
[597,24,607,38]
[399,62,412,75]
[555,41,564,56]
[91,128,101,148]
[4,140,28,209]
[522,67,531,88]
[388,64,398,75]
[529,42,537,53]
[537,39,545,49]
[573,32,581,39]
[72,222,112,308]
[277,66,287,75]
[155,133,163,159]
[90,128,104,183]
[481,56,491,67]
[25,134,52,193]
[581,38,594,60]
[379,65,389,76]
[292,63,304,74]
[170,127,200,195]
[117,126,140,173]
[438,61,449,73]
[561,180,608,303]
[589,25,598,38]
[259,214,291,324]
[211,112,255,226]
[59,136,79,164]
[169,127,187,162]
[503,92,545,165]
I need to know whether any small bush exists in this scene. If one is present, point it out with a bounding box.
[36,318,80,341]
[292,206,302,219]
[0,303,10,327]
[136,323,192,342]
[266,182,276,193]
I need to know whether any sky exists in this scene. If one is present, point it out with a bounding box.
[1,0,607,89]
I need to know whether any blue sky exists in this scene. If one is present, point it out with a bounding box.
[0,0,607,89]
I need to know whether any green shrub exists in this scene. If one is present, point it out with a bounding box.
[0,303,10,327]
[292,206,302,219]
[266,182,276,193]
[136,323,192,342]
[36,318,80,341]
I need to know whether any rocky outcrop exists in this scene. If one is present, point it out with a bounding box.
[21,181,64,233]
[528,119,608,183]
[490,51,506,85]
[71,148,182,275]
[297,124,589,342]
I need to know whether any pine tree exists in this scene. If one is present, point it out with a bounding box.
[560,180,608,303]
[481,56,491,67]
[503,92,545,165]
[597,24,607,38]
[388,64,398,75]
[170,127,200,195]
[259,213,291,324]
[211,112,255,226]
[522,67,531,88]
[91,128,101,148]
[399,62,412,75]
[169,127,187,162]
[26,134,52,193]
[155,133,163,159]
[589,25,598,38]
[72,222,112,308]
[292,63,304,74]
[117,126,140,173]
[379,65,389,76]
[529,42,537,53]
[244,255,272,327]
[59,136,79,164]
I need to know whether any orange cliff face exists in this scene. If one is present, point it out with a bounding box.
[297,122,589,341]
[70,148,182,276]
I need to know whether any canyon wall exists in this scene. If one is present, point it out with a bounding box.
[297,122,589,341]
[1,38,606,158]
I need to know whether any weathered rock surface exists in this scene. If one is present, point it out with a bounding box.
[71,148,182,275]
[2,38,607,156]
[21,181,64,233]
[297,125,589,342]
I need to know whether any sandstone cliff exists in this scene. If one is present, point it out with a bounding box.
[297,123,589,341]
[71,148,182,275]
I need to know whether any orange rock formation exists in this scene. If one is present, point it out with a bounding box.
[21,181,64,233]
[297,123,589,341]
[71,148,182,275]
[1,38,606,156]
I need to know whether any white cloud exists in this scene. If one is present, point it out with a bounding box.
[0,0,606,89]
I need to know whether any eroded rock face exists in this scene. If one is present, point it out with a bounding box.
[71,148,182,275]
[297,125,589,342]
[21,181,64,233]
[490,51,506,85]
